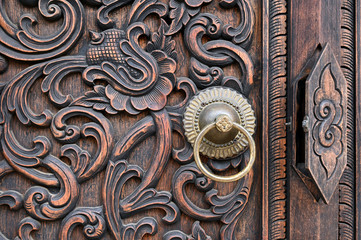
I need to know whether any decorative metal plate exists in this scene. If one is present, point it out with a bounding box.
[183,87,256,159]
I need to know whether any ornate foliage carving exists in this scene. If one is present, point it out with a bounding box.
[14,217,41,240]
[164,221,212,240]
[168,0,212,36]
[172,162,252,239]
[0,0,256,239]
[0,0,85,61]
[59,206,106,240]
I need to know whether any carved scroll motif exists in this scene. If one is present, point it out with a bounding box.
[0,0,256,239]
[313,64,343,179]
[305,44,347,204]
[0,0,85,61]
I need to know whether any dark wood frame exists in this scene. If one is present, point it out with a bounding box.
[356,0,361,237]
[262,0,288,238]
[263,0,359,238]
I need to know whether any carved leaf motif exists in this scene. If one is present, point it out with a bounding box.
[0,63,53,127]
[163,221,212,240]
[103,160,159,240]
[220,0,254,48]
[42,56,88,108]
[0,0,85,61]
[167,0,212,35]
[71,86,118,114]
[189,57,224,88]
[172,161,252,239]
[126,0,168,26]
[191,221,212,240]
[96,0,134,29]
[23,155,79,220]
[51,106,114,182]
[184,14,254,88]
[0,190,23,210]
[14,217,41,240]
[104,110,179,239]
[147,20,177,63]
[313,64,342,178]
[59,206,106,240]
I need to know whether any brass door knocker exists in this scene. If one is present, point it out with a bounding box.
[183,87,256,182]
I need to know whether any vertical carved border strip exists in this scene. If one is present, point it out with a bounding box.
[263,0,287,239]
[262,0,269,237]
[339,0,356,239]
[355,0,361,238]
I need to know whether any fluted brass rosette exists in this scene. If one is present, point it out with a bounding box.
[183,87,256,159]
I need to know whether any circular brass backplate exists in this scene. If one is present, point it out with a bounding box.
[183,87,256,159]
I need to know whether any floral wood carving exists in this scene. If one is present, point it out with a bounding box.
[0,0,255,239]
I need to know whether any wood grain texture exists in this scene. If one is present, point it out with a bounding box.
[288,0,351,239]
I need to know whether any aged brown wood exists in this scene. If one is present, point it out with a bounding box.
[339,0,356,238]
[0,0,359,239]
[288,0,358,239]
[262,0,288,239]
[288,0,341,238]
[0,0,264,239]
[357,0,361,238]
[353,0,361,239]
[290,43,348,204]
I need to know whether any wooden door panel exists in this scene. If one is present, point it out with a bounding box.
[286,0,357,239]
[0,0,264,239]
[1,0,359,239]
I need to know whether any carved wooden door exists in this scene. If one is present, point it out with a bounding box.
[0,0,359,239]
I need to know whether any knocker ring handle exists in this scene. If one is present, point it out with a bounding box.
[193,115,256,183]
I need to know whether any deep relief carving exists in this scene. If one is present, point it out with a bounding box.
[172,162,252,239]
[0,0,255,239]
[0,0,85,61]
[59,206,106,240]
[164,221,212,240]
[80,20,176,114]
